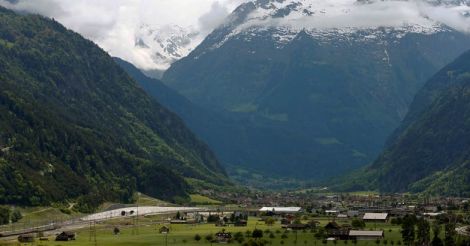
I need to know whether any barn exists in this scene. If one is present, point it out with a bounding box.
[349,230,384,240]
[362,213,388,222]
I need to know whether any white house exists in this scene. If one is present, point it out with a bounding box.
[349,230,384,240]
[362,213,388,222]
[259,207,302,213]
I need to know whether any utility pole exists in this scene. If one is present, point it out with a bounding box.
[89,220,97,245]
[132,195,140,235]
[295,230,298,245]
[165,231,168,246]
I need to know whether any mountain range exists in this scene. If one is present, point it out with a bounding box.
[0,7,228,210]
[162,0,470,181]
[1,0,470,203]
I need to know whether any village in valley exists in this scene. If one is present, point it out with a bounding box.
[2,191,470,245]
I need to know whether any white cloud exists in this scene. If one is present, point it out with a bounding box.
[241,0,470,33]
[0,0,468,70]
[0,0,246,70]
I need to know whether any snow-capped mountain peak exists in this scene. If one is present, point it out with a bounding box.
[134,24,203,70]
[209,0,470,50]
[236,0,470,31]
[131,0,470,70]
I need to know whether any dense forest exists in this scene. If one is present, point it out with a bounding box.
[0,7,229,211]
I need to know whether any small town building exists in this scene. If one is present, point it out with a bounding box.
[362,213,388,222]
[325,222,349,240]
[424,206,438,212]
[341,224,352,230]
[281,218,291,225]
[18,234,35,243]
[55,231,76,241]
[170,219,188,224]
[325,210,339,215]
[347,210,360,217]
[215,232,232,243]
[234,220,247,227]
[284,223,309,230]
[259,207,302,214]
[349,230,384,240]
[159,226,170,234]
[325,221,341,231]
[308,220,321,228]
[390,208,408,217]
[337,214,348,219]
[423,212,445,218]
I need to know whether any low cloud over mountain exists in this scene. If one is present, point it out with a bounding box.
[1,0,468,69]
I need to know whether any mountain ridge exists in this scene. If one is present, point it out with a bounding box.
[332,50,470,196]
[163,0,470,180]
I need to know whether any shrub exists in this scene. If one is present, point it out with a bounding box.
[207,214,220,223]
[0,207,11,225]
[11,210,22,223]
[60,208,72,215]
[234,232,245,243]
[252,229,263,239]
[351,219,366,229]
[205,234,214,242]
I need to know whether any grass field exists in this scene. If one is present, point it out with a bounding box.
[0,216,411,246]
[189,195,222,205]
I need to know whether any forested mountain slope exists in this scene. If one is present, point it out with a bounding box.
[0,7,228,209]
[340,50,470,196]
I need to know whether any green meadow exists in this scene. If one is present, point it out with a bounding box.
[0,217,410,246]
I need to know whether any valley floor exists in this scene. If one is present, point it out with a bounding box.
[0,216,407,246]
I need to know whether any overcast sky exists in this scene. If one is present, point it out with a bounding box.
[0,0,246,69]
[0,0,245,38]
[1,0,469,70]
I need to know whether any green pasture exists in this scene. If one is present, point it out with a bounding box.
[0,217,409,246]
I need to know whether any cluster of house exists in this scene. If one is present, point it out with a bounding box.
[320,204,449,221]
[17,231,76,243]
[167,211,249,227]
[324,221,384,241]
[259,207,388,241]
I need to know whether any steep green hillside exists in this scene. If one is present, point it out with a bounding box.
[0,7,228,209]
[114,58,250,176]
[342,50,470,196]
